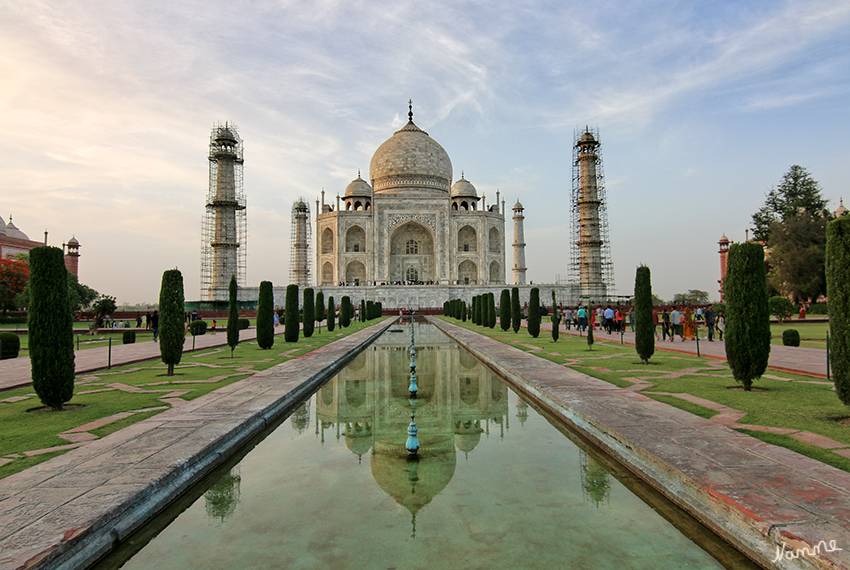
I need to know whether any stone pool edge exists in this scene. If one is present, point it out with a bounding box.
[0,318,397,570]
[429,316,850,570]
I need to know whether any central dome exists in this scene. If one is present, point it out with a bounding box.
[369,120,452,194]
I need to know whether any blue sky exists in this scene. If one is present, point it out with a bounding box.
[2,0,849,304]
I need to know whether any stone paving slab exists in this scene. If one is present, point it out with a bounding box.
[0,320,395,570]
[430,317,850,570]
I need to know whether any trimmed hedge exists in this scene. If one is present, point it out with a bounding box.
[826,214,850,404]
[527,288,540,338]
[257,280,274,349]
[782,329,800,347]
[285,284,299,342]
[511,287,521,333]
[303,288,315,337]
[159,268,185,376]
[0,332,21,359]
[190,320,207,336]
[227,276,239,356]
[122,330,136,344]
[500,289,511,331]
[634,266,655,364]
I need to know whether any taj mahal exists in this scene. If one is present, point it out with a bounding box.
[202,103,615,309]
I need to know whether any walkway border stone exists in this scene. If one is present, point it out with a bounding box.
[0,319,396,570]
[429,317,850,570]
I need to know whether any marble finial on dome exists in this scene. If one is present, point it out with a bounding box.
[408,99,413,122]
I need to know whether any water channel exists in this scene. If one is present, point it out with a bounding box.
[94,320,756,569]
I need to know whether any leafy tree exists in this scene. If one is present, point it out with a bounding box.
[67,273,98,312]
[327,296,336,331]
[528,287,540,338]
[303,288,315,337]
[767,214,827,303]
[511,287,521,333]
[651,293,664,305]
[752,165,829,242]
[724,242,771,391]
[768,296,795,324]
[227,276,239,357]
[550,290,560,342]
[500,289,511,331]
[0,258,29,314]
[28,247,74,410]
[634,266,655,364]
[826,215,850,404]
[159,269,185,376]
[284,284,299,342]
[340,296,351,328]
[91,294,117,318]
[671,290,709,305]
[315,290,325,326]
[257,281,275,349]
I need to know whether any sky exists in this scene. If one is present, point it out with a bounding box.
[2,0,849,306]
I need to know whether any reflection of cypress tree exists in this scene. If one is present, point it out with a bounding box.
[205,466,242,522]
[580,451,610,507]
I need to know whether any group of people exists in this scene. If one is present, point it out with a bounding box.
[558,306,635,334]
[553,304,726,342]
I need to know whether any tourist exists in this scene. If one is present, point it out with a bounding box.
[661,310,671,341]
[629,309,635,332]
[577,306,587,332]
[705,307,715,341]
[715,312,725,340]
[210,319,217,334]
[151,310,159,342]
[603,306,615,334]
[564,307,572,330]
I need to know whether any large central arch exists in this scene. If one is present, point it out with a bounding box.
[389,221,434,283]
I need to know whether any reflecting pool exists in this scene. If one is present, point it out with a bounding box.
[100,321,743,569]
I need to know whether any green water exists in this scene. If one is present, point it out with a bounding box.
[104,322,738,570]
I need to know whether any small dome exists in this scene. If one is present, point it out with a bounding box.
[835,198,848,217]
[451,176,478,198]
[512,200,523,211]
[369,115,453,194]
[718,234,729,243]
[4,216,28,240]
[0,215,6,236]
[345,174,372,197]
[67,236,80,245]
[214,126,238,144]
[580,131,596,143]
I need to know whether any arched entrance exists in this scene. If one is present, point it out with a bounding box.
[389,222,434,283]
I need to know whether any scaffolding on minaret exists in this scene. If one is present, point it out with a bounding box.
[201,122,247,301]
[290,199,312,287]
[568,127,615,302]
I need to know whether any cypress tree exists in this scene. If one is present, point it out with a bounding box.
[158,269,186,376]
[528,287,540,337]
[284,284,300,342]
[724,242,771,390]
[500,289,511,331]
[327,296,336,331]
[303,288,315,338]
[551,290,560,341]
[315,290,325,326]
[366,300,374,320]
[634,266,655,364]
[376,302,382,317]
[488,293,496,329]
[587,303,594,349]
[28,246,74,410]
[340,296,351,327]
[360,299,366,322]
[227,275,239,357]
[827,215,850,403]
[470,296,477,324]
[461,300,467,322]
[257,280,275,349]
[511,287,521,333]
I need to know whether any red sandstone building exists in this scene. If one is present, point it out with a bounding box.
[0,215,80,275]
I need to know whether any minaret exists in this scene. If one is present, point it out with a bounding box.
[202,123,246,300]
[290,199,312,287]
[573,128,609,300]
[512,200,527,285]
[718,234,730,301]
[64,237,80,276]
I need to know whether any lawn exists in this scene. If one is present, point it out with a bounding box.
[440,317,850,473]
[770,321,830,349]
[0,318,381,479]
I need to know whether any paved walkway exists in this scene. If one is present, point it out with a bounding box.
[537,321,830,378]
[0,328,276,392]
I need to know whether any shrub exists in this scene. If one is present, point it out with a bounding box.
[327,296,336,331]
[488,293,496,329]
[340,296,351,328]
[285,284,299,342]
[360,299,366,322]
[159,268,186,376]
[376,302,382,317]
[826,215,850,404]
[28,247,74,409]
[528,288,540,338]
[190,320,207,336]
[122,330,136,344]
[0,332,21,359]
[511,287,521,333]
[634,266,655,364]
[550,290,560,342]
[366,300,374,321]
[500,289,511,331]
[256,281,275,349]
[238,318,250,330]
[0,315,27,324]
[315,290,326,324]
[227,276,239,357]
[782,329,801,347]
[808,302,829,315]
[724,242,771,391]
[303,288,315,337]
[769,296,795,323]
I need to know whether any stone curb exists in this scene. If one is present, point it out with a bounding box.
[0,319,396,570]
[429,317,850,570]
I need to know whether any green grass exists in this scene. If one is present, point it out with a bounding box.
[770,321,830,349]
[0,319,381,479]
[439,316,850,472]
[736,429,850,473]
